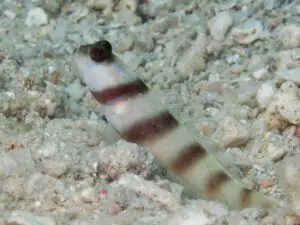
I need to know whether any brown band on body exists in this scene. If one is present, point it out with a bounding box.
[91,79,148,104]
[121,111,179,144]
[239,188,252,208]
[205,171,230,197]
[169,143,208,174]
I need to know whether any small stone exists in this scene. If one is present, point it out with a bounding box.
[3,10,16,20]
[276,67,300,85]
[256,82,276,109]
[265,142,287,162]
[258,179,273,188]
[139,0,174,17]
[81,188,96,203]
[264,81,300,128]
[3,178,26,200]
[8,210,56,225]
[206,40,222,56]
[176,31,207,76]
[47,71,60,84]
[115,0,138,12]
[264,0,276,10]
[218,1,236,10]
[279,24,300,49]
[114,9,141,25]
[208,11,233,41]
[229,64,245,75]
[70,8,89,22]
[231,20,265,44]
[252,67,268,80]
[256,174,274,188]
[226,54,241,64]
[25,7,48,27]
[107,31,135,53]
[41,0,63,14]
[122,50,146,70]
[275,49,300,69]
[213,116,250,148]
[264,103,289,129]
[87,0,114,10]
[0,155,18,177]
[65,79,86,101]
[99,141,153,179]
[296,5,300,15]
[247,54,265,72]
[41,159,69,177]
[150,15,178,34]
[276,156,300,208]
[116,173,181,210]
[168,207,217,225]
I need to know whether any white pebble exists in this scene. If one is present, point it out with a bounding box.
[8,210,56,225]
[231,20,264,44]
[264,81,300,128]
[256,82,276,109]
[35,201,42,207]
[116,173,181,210]
[168,207,217,225]
[265,142,287,162]
[3,178,26,200]
[176,31,207,76]
[41,159,69,177]
[0,155,18,177]
[264,0,276,10]
[41,0,63,14]
[4,10,16,19]
[81,187,96,203]
[114,9,141,25]
[277,156,300,209]
[279,24,300,49]
[208,11,233,41]
[87,0,114,9]
[47,66,56,73]
[150,15,178,34]
[65,79,86,101]
[226,54,241,64]
[252,67,268,80]
[276,67,300,85]
[25,7,48,27]
[213,116,250,148]
[247,54,265,72]
[116,0,138,12]
[4,91,16,100]
[99,141,151,179]
[296,5,300,15]
[275,49,300,69]
[51,18,68,42]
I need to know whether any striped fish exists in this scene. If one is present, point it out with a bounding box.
[73,40,278,210]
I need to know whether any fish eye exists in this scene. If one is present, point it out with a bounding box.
[89,40,112,62]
